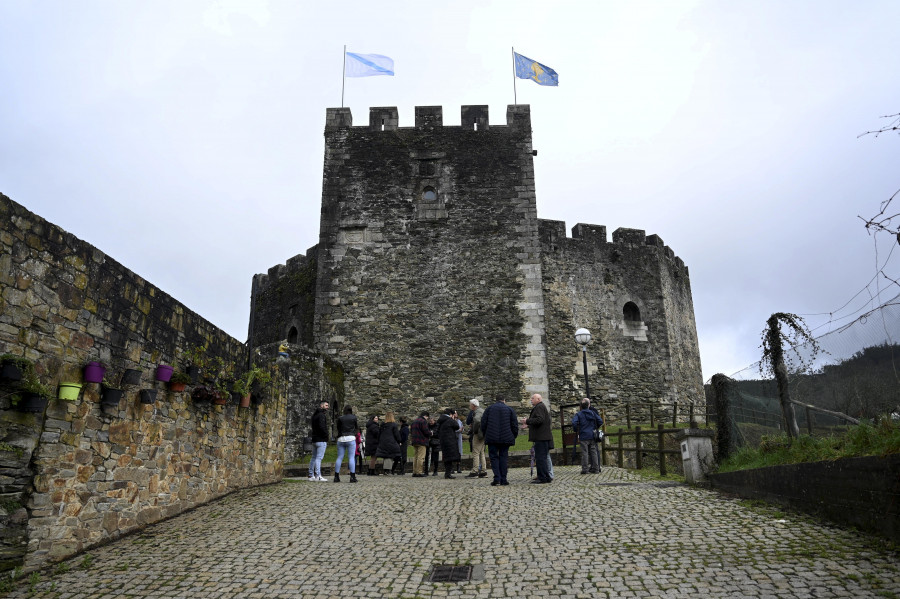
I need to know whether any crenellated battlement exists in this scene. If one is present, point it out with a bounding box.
[253,246,318,288]
[325,104,531,131]
[538,219,688,273]
[252,102,702,415]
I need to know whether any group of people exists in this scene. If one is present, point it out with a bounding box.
[306,394,605,485]
[409,400,485,479]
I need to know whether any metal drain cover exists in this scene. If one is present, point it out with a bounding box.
[429,565,472,582]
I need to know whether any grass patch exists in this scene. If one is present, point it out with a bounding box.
[718,419,900,473]
[631,465,685,483]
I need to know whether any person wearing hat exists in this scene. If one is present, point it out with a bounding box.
[465,399,487,478]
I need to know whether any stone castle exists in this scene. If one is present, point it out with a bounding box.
[248,104,703,415]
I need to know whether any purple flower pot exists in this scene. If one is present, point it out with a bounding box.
[155,364,174,382]
[84,361,106,384]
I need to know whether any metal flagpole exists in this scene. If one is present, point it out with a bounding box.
[341,45,347,107]
[511,46,517,104]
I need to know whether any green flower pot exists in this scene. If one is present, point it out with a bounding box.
[57,382,82,401]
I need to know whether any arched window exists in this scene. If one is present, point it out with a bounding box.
[623,302,641,322]
[287,326,298,344]
[422,186,437,201]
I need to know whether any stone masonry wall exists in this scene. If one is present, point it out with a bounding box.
[311,105,549,418]
[253,342,345,463]
[0,193,285,571]
[248,248,318,349]
[539,220,704,413]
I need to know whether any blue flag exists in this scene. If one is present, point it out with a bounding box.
[514,52,558,86]
[345,52,394,77]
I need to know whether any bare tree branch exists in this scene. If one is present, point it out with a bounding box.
[857,113,900,139]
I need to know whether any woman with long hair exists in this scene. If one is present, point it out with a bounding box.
[334,405,360,483]
[375,411,402,475]
[365,414,381,475]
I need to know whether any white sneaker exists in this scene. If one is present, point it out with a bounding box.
[307,476,315,481]
[317,476,327,482]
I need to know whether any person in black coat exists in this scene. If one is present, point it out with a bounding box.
[395,417,410,475]
[436,408,461,479]
[365,414,380,475]
[481,395,519,486]
[426,416,440,476]
[375,412,402,475]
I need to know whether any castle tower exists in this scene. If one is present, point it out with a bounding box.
[248,104,704,419]
[314,105,549,411]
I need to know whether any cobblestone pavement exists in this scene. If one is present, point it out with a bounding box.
[5,466,899,598]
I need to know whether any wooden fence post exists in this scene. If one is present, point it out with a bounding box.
[635,426,642,470]
[626,404,632,429]
[617,432,623,468]
[601,410,607,466]
[658,423,666,476]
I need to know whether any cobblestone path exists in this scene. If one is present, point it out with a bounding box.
[5,466,899,598]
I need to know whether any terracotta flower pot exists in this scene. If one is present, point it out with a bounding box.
[169,381,187,392]
[239,394,251,408]
[212,391,228,405]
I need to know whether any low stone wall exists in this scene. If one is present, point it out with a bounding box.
[707,454,900,542]
[0,194,285,571]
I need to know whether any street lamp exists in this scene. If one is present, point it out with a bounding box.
[574,328,592,399]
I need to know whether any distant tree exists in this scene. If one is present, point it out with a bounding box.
[759,313,821,439]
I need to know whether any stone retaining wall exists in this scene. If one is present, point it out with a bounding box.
[707,454,900,542]
[0,193,285,571]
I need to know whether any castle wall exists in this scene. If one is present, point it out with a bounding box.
[313,105,549,416]
[248,248,318,348]
[0,194,285,571]
[539,220,704,409]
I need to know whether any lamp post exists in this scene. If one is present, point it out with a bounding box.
[574,328,592,399]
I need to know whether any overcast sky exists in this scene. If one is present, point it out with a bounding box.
[2,1,898,382]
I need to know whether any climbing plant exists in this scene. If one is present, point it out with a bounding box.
[758,313,822,440]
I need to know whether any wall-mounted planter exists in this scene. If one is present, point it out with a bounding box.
[122,369,142,386]
[139,389,157,404]
[155,364,174,382]
[186,365,201,384]
[16,392,48,413]
[57,382,83,401]
[212,391,228,405]
[1,361,23,381]
[192,386,211,402]
[100,386,124,407]
[239,394,251,408]
[169,381,187,392]
[83,362,106,384]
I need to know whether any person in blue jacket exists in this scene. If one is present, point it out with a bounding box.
[572,398,603,474]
